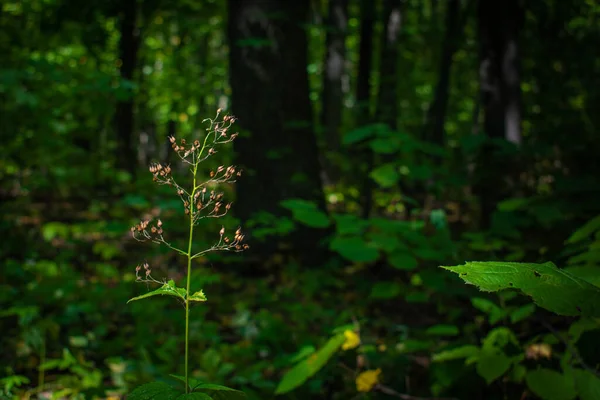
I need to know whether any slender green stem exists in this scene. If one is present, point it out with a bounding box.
[185,162,199,394]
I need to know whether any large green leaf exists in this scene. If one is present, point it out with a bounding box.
[275,334,345,395]
[476,351,512,384]
[526,369,577,400]
[441,262,600,317]
[127,280,187,303]
[572,369,600,400]
[128,381,182,400]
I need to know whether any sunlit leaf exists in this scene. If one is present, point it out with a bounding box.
[441,262,600,317]
[127,280,186,303]
[275,334,345,394]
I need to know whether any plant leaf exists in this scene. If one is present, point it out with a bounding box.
[572,368,600,400]
[280,199,330,228]
[128,280,187,303]
[275,333,345,395]
[177,393,214,400]
[432,345,480,362]
[476,351,512,384]
[189,290,207,302]
[566,214,600,243]
[389,253,418,270]
[425,324,459,336]
[441,262,600,317]
[128,381,182,400]
[330,236,379,263]
[194,384,246,400]
[169,374,205,392]
[526,369,577,400]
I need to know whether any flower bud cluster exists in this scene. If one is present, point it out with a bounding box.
[131,218,165,243]
[135,262,152,280]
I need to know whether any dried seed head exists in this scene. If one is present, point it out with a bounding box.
[169,136,176,144]
[220,226,225,236]
[157,219,162,227]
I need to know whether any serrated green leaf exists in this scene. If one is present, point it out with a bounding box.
[526,369,577,400]
[433,345,480,362]
[128,280,186,303]
[128,381,182,400]
[441,262,600,317]
[476,351,512,384]
[189,291,207,302]
[275,334,345,394]
[330,236,379,263]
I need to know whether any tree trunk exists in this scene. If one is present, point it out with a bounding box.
[115,0,139,174]
[228,0,327,263]
[425,0,463,146]
[475,0,523,228]
[320,0,348,185]
[376,0,402,128]
[478,0,522,144]
[356,0,375,218]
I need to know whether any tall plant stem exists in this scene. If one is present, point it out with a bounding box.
[185,162,199,394]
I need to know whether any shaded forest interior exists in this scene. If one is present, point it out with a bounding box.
[2,0,600,399]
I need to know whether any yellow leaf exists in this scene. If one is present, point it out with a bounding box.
[342,329,360,351]
[356,368,382,392]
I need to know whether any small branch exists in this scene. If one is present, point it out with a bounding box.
[539,318,600,378]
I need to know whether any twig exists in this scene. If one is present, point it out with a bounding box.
[539,318,600,378]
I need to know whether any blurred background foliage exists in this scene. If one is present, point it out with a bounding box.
[1,0,600,399]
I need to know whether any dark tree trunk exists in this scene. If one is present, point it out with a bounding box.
[426,0,463,146]
[320,0,348,185]
[376,0,402,128]
[475,0,523,228]
[478,0,522,144]
[115,0,139,174]
[228,0,327,264]
[356,0,375,218]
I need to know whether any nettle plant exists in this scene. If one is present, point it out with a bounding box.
[127,110,248,400]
